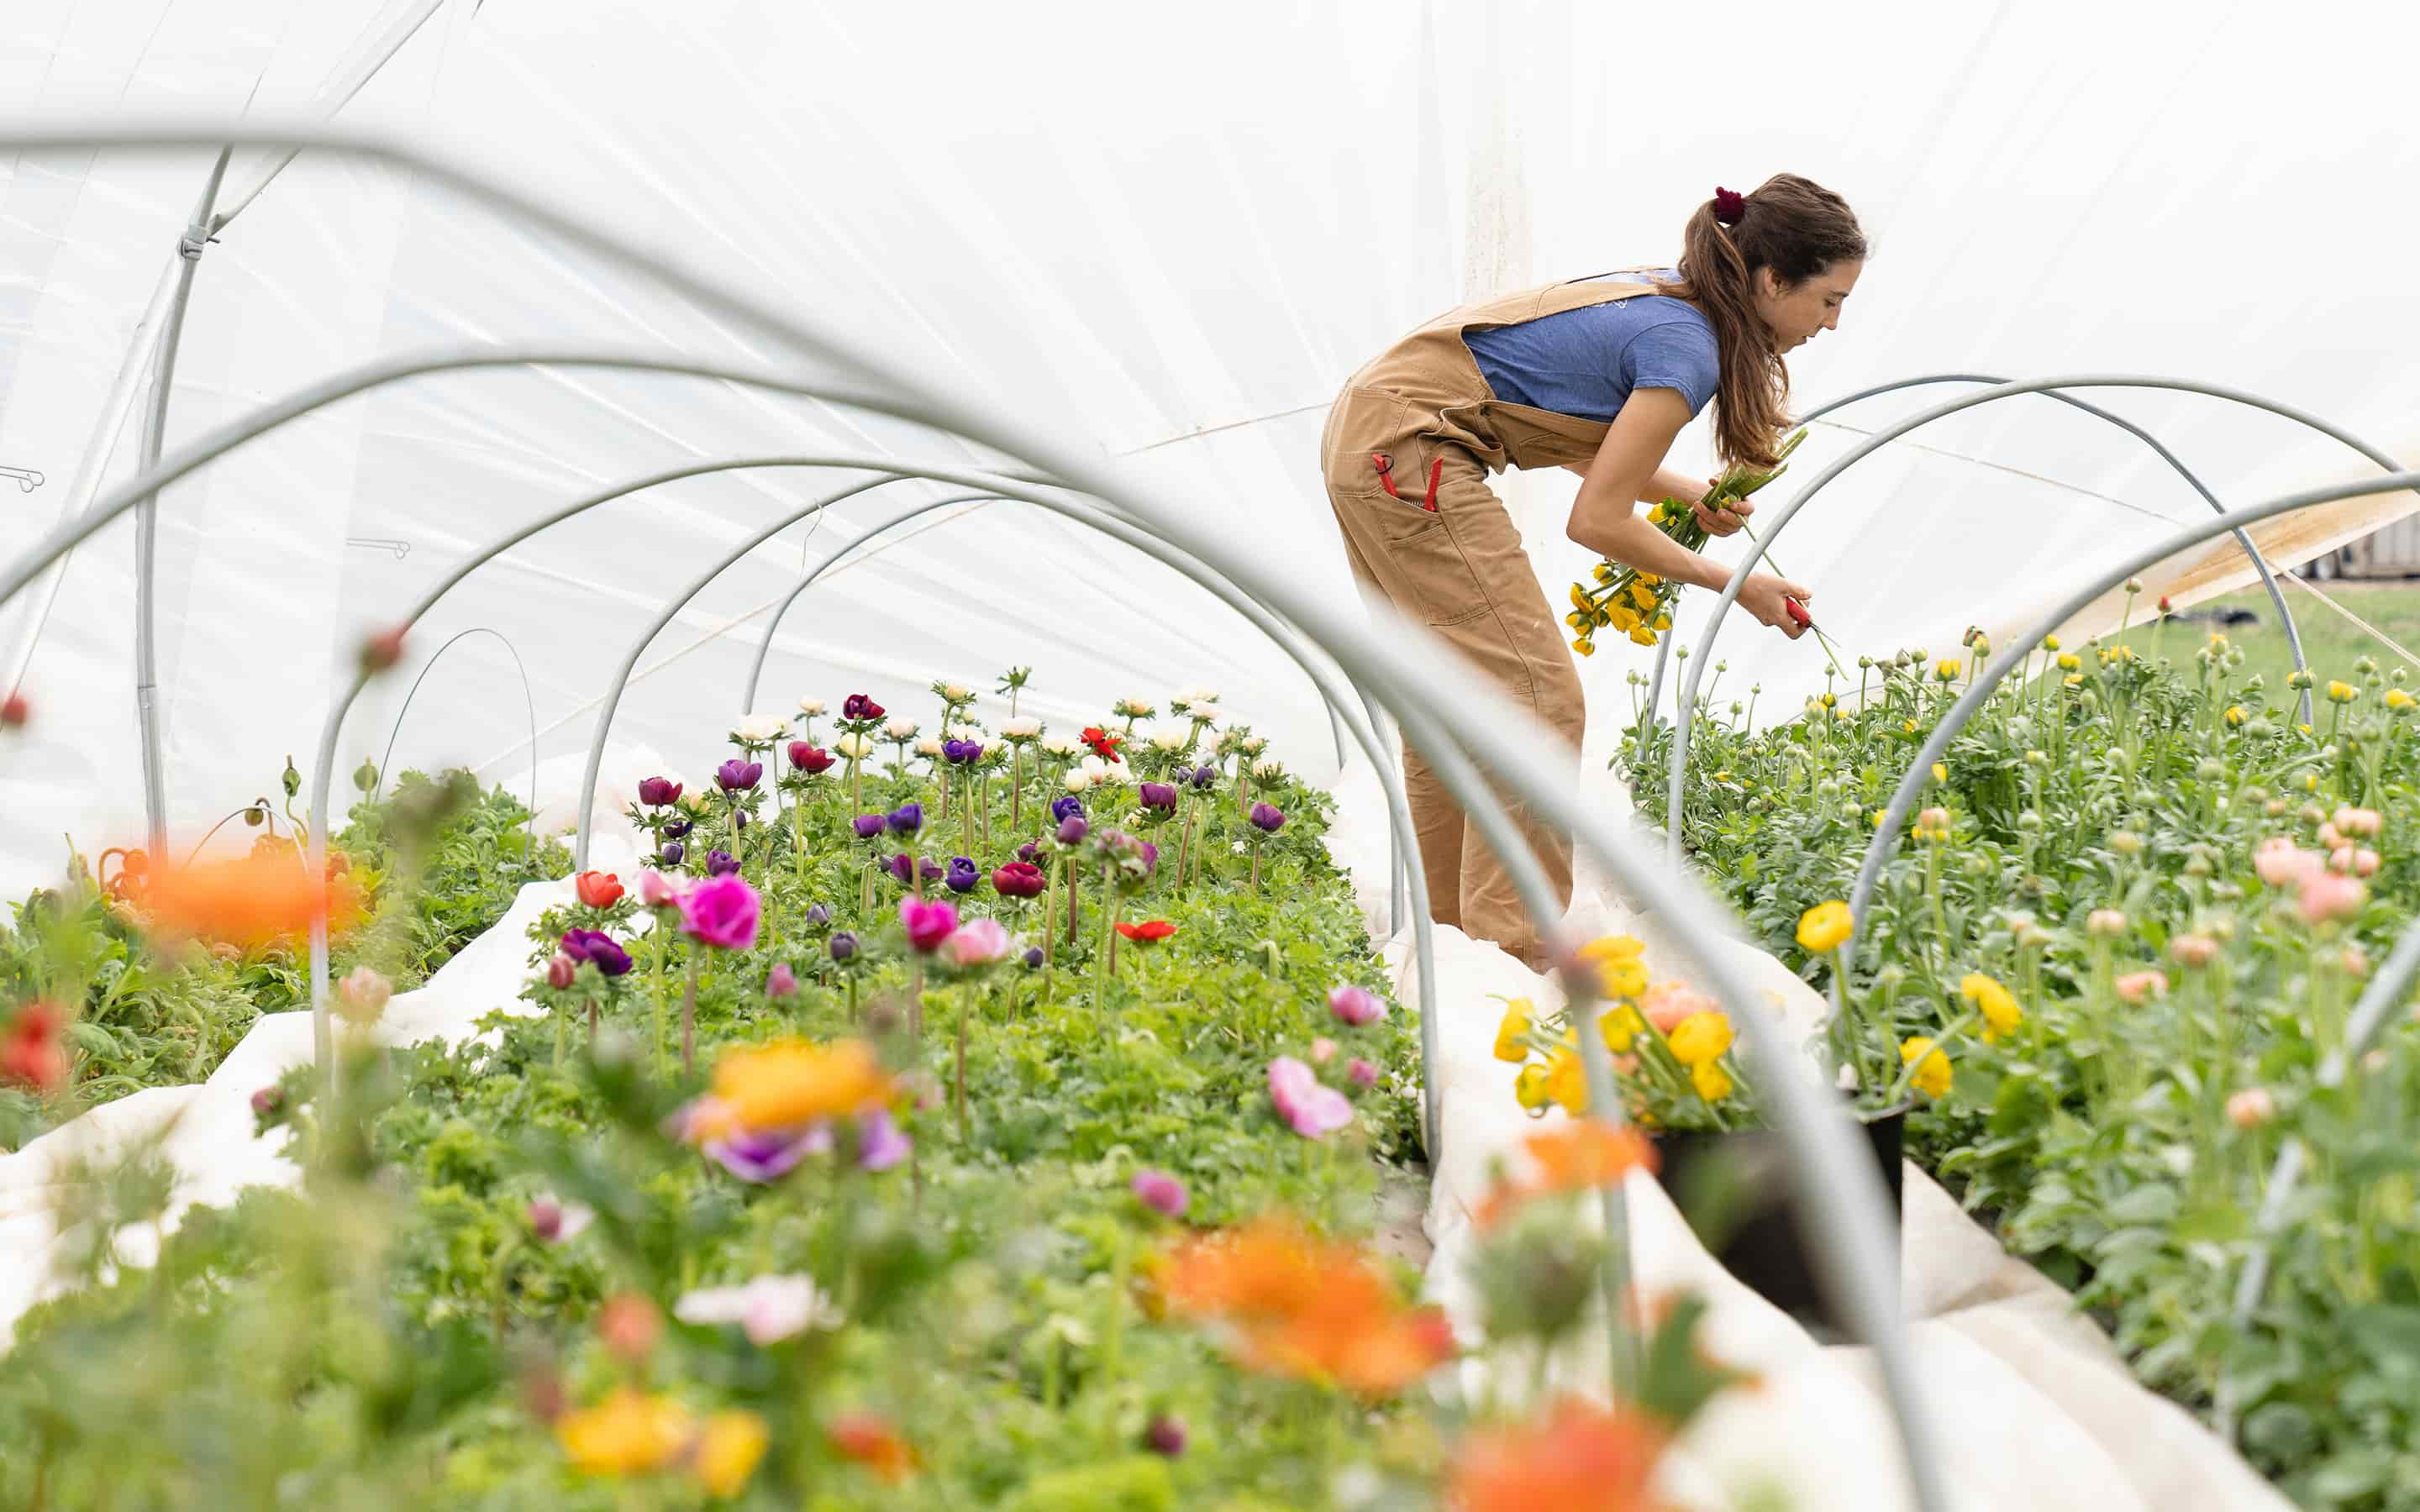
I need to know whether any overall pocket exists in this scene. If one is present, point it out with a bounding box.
[1381,512,1493,627]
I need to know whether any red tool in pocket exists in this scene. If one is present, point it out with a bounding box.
[1370,452,1443,512]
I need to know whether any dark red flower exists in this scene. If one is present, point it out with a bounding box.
[789,741,835,774]
[991,861,1048,899]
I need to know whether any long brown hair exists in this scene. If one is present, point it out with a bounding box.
[1657,174,1866,469]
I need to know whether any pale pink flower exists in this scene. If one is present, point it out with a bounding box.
[1267,1056,1352,1139]
[1308,1037,1337,1065]
[1131,1168,1188,1216]
[2297,872,2366,926]
[1347,1058,1380,1089]
[2333,806,2384,838]
[1327,984,1386,1027]
[1642,982,1719,1034]
[2226,1087,2275,1130]
[2113,969,2169,1004]
[944,917,1012,967]
[636,869,678,908]
[2342,945,2370,977]
[2254,837,2323,890]
[2317,822,2345,851]
[2354,848,2382,878]
[2086,909,2128,937]
[2169,935,2219,969]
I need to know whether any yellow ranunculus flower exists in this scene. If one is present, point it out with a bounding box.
[1900,1037,1953,1100]
[1570,584,1592,612]
[2055,653,2081,671]
[1578,935,1645,961]
[1608,605,1641,632]
[1543,1047,1588,1115]
[1902,717,1918,734]
[2041,635,2060,652]
[1493,999,1534,1063]
[1666,1011,1733,1065]
[1653,615,1672,632]
[1934,659,1960,682]
[557,1389,694,1478]
[1565,611,1586,630]
[1960,973,2023,1042]
[2062,675,2083,690]
[2327,680,2358,705]
[1639,573,1662,587]
[2224,705,2246,727]
[1628,582,1657,611]
[1600,1003,1644,1053]
[1818,692,1837,709]
[1691,1060,1733,1103]
[1797,900,1854,953]
[1629,627,1658,646]
[1573,638,1596,657]
[1597,959,1649,1000]
[694,1410,771,1498]
[1592,562,1614,584]
[1931,762,1949,783]
[1514,1063,1550,1112]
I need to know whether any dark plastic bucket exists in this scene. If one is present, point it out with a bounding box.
[1649,1104,1907,1337]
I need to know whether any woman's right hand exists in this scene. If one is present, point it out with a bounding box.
[1740,573,1815,639]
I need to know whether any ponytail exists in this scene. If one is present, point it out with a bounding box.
[1655,174,1866,470]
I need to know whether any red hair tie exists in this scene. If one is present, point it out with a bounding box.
[1712,186,1747,225]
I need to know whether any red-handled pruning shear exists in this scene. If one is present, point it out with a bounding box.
[1785,596,1813,629]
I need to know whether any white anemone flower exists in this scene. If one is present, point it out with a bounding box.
[1039,736,1080,758]
[915,737,944,758]
[1000,717,1044,740]
[730,712,788,743]
[833,732,875,760]
[672,1273,843,1346]
[796,696,826,717]
[882,717,920,740]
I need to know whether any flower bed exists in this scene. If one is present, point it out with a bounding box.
[0,769,560,1151]
[1621,620,2420,1509]
[0,675,1755,1507]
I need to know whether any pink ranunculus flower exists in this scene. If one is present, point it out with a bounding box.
[546,952,577,990]
[1347,1058,1379,1089]
[899,896,959,953]
[2333,805,2384,838]
[944,917,1012,968]
[2169,934,2219,969]
[2113,969,2169,1004]
[636,869,678,909]
[2342,945,2370,977]
[1642,982,1719,1034]
[1267,1056,1352,1139]
[1131,1168,1188,1217]
[2298,871,2366,926]
[2226,1087,2276,1130]
[765,963,798,999]
[2253,837,2323,890]
[1308,1037,1337,1065]
[2354,848,2382,878]
[2317,822,2345,852]
[1327,984,1386,1027]
[678,873,761,951]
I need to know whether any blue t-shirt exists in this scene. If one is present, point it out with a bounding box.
[1461,270,1718,423]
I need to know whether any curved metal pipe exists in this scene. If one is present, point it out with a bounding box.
[0,125,1942,1501]
[1667,375,2420,873]
[1638,370,2329,736]
[726,484,1452,1156]
[374,626,540,853]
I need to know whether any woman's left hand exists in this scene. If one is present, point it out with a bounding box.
[1691,478,1750,537]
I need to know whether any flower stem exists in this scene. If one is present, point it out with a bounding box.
[680,950,702,1077]
[1009,749,1023,835]
[955,984,969,1142]
[650,925,669,1079]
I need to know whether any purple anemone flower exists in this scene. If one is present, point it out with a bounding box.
[716,758,762,792]
[803,903,833,927]
[637,776,682,806]
[1139,782,1177,811]
[1057,815,1089,847]
[559,928,634,978]
[855,1108,911,1172]
[1023,946,1045,969]
[829,931,859,963]
[852,813,886,840]
[704,1124,829,1184]
[1017,841,1040,864]
[663,817,694,841]
[659,841,685,866]
[1050,795,1086,823]
[887,853,916,885]
[886,802,923,836]
[943,738,984,764]
[944,856,980,894]
[1191,764,1218,790]
[705,850,741,877]
[1249,802,1286,833]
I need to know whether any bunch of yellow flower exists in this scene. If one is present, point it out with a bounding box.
[556,1390,771,1498]
[1562,429,1806,656]
[1958,972,2025,1043]
[1498,937,1752,1129]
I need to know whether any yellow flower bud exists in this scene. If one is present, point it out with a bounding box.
[2055,654,2081,671]
[1901,1037,1953,1100]
[1691,1060,1733,1102]
[1492,999,1534,1063]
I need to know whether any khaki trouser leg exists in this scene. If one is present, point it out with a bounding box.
[1323,442,1582,969]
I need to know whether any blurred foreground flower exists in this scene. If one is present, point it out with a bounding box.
[1,1001,67,1091]
[140,848,366,949]
[1448,1395,1668,1511]
[1161,1215,1453,1395]
[827,1409,918,1481]
[682,1037,892,1142]
[674,1273,843,1345]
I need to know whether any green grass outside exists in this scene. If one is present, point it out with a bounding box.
[2109,580,2420,696]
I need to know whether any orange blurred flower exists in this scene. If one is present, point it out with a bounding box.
[1476,1121,1657,1228]
[1449,1396,1669,1511]
[139,848,366,949]
[1162,1215,1455,1395]
[827,1409,918,1481]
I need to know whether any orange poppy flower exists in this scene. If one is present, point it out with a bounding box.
[1162,1215,1455,1395]
[139,848,366,950]
[826,1410,917,1481]
[1449,1395,1669,1511]
[1475,1121,1656,1228]
[1116,920,1176,944]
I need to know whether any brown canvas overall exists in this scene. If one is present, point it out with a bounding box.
[1319,274,1665,969]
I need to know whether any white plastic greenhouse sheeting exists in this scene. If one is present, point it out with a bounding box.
[5,0,2420,898]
